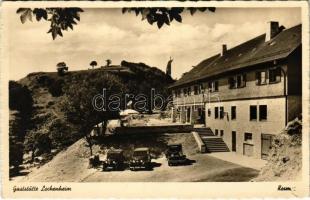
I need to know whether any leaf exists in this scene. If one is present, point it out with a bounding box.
[157,18,164,29]
[174,13,182,23]
[208,7,216,12]
[57,29,63,37]
[163,14,170,25]
[33,8,48,21]
[52,28,58,40]
[16,8,27,14]
[188,8,196,16]
[122,8,129,14]
[141,8,150,20]
[20,8,32,24]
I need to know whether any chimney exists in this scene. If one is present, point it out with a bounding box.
[265,21,279,42]
[221,44,227,56]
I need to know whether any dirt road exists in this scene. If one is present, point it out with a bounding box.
[13,133,259,182]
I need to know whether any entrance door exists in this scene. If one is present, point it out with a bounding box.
[261,134,273,160]
[243,144,254,157]
[232,131,236,152]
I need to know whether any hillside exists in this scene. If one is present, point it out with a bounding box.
[9,61,174,176]
[254,117,302,181]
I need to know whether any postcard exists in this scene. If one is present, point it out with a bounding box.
[1,1,309,198]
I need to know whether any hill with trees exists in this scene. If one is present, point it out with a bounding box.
[9,60,174,176]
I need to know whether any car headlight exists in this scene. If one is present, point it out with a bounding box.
[140,160,143,163]
[132,160,135,163]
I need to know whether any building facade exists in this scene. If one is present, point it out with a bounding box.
[169,22,302,159]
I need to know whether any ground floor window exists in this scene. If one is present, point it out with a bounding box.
[220,130,224,137]
[244,132,252,142]
[208,109,211,117]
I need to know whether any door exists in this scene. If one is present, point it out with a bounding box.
[243,143,254,157]
[261,134,273,160]
[186,107,191,123]
[232,131,236,152]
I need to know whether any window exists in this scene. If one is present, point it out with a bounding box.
[194,85,202,95]
[250,105,257,121]
[228,74,246,89]
[244,133,253,142]
[183,88,187,97]
[256,71,267,85]
[215,129,219,136]
[187,87,191,96]
[269,67,281,83]
[259,105,267,121]
[237,74,246,88]
[215,107,219,119]
[214,81,219,91]
[219,106,224,119]
[228,77,236,89]
[208,81,219,92]
[231,106,236,120]
[220,130,224,137]
[208,109,211,117]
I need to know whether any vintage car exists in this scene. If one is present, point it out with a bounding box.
[129,148,152,170]
[165,144,187,166]
[102,149,125,171]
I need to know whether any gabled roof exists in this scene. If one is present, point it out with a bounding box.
[170,24,301,89]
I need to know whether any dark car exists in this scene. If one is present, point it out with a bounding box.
[102,149,125,171]
[165,144,187,166]
[129,148,151,171]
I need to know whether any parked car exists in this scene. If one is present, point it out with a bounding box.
[102,149,125,171]
[165,144,187,166]
[129,148,151,170]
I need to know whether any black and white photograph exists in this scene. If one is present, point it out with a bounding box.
[1,1,309,198]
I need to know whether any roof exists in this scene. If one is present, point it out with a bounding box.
[134,148,149,151]
[170,24,301,88]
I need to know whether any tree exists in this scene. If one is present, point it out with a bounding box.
[90,61,97,69]
[61,72,124,156]
[56,62,69,75]
[106,59,112,67]
[17,7,215,40]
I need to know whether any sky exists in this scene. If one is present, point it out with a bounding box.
[7,7,301,80]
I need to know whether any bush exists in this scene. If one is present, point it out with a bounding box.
[48,79,64,97]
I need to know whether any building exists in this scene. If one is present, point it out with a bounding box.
[169,22,302,159]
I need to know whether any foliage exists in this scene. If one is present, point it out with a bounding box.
[56,62,69,75]
[17,7,215,39]
[48,79,64,97]
[9,81,33,113]
[9,81,33,172]
[122,7,215,29]
[9,138,24,169]
[24,128,52,158]
[17,8,83,40]
[90,61,97,69]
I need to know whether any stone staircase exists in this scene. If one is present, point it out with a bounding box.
[193,127,229,153]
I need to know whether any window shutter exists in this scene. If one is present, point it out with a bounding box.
[242,74,246,87]
[276,68,281,82]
